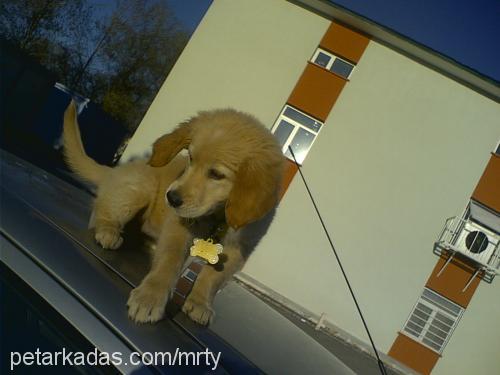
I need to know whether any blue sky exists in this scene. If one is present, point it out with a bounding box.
[167,0,212,32]
[88,1,212,32]
[166,0,500,83]
[329,0,500,83]
[90,0,499,83]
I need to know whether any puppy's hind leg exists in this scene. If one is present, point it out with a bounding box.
[92,184,151,250]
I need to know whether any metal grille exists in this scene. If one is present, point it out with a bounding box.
[434,214,500,283]
[403,289,464,353]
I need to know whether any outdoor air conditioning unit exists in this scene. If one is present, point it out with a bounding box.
[434,204,500,282]
[451,219,499,265]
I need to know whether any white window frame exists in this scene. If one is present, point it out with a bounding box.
[311,48,355,79]
[271,105,323,165]
[401,288,464,354]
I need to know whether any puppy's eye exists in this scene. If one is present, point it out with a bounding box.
[208,168,225,180]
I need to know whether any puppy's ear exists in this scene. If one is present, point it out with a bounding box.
[148,121,193,167]
[226,159,283,230]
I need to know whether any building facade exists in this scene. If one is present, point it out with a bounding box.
[122,1,500,373]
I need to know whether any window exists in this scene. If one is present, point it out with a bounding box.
[271,106,323,165]
[402,288,464,353]
[311,48,355,79]
[314,51,331,68]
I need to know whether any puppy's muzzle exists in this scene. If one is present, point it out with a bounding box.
[166,190,183,208]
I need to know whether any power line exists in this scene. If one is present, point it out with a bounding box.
[288,147,388,375]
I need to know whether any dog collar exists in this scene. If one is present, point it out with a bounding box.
[172,223,228,308]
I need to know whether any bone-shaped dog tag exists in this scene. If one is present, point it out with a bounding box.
[190,238,223,264]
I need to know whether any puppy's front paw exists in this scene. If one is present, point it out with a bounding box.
[127,283,168,323]
[95,227,123,250]
[183,294,215,326]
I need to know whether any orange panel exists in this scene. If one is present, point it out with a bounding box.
[389,333,440,375]
[279,159,298,199]
[471,153,500,213]
[287,62,346,122]
[425,253,482,308]
[320,22,370,63]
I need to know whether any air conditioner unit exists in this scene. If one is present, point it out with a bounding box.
[435,212,500,281]
[450,219,499,267]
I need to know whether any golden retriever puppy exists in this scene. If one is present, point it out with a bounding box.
[63,102,284,324]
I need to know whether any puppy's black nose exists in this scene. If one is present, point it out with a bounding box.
[166,190,183,208]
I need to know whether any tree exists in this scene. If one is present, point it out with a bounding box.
[0,0,190,132]
[1,0,63,49]
[95,0,189,130]
[0,0,96,87]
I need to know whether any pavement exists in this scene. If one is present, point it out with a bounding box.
[238,280,407,375]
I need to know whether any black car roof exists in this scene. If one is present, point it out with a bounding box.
[0,150,354,374]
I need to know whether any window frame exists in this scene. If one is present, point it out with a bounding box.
[401,288,464,354]
[311,48,355,79]
[271,105,324,165]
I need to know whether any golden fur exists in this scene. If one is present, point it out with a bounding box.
[63,102,284,324]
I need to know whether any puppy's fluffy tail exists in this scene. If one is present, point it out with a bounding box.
[63,101,110,185]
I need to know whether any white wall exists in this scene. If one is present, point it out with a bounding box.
[122,0,329,160]
[123,1,500,373]
[243,41,500,374]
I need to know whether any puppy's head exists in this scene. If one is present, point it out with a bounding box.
[149,109,284,230]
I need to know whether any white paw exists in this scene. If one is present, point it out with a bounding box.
[95,227,123,249]
[127,283,168,323]
[182,294,215,325]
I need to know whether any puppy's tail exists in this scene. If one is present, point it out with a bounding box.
[63,101,110,185]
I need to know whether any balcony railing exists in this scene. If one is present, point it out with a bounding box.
[434,216,500,283]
